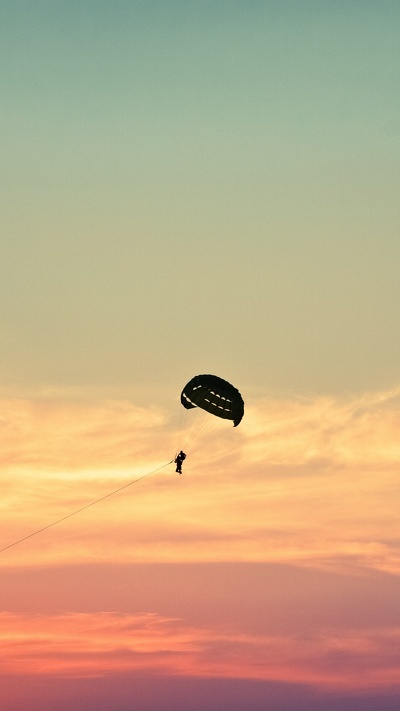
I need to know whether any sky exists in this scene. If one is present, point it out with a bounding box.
[1,1,400,709]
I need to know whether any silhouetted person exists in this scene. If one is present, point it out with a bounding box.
[175,450,186,474]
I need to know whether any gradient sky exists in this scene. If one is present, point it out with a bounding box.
[1,2,400,710]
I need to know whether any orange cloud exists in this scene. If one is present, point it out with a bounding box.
[1,388,399,574]
[0,396,166,470]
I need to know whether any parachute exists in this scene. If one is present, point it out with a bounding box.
[180,374,244,427]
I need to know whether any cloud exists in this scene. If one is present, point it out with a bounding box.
[240,386,400,471]
[1,611,400,692]
[0,396,167,471]
[1,387,400,574]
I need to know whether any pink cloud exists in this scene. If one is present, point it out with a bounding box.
[1,611,400,692]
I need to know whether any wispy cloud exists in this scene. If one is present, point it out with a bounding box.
[1,388,399,573]
[0,397,166,470]
[1,611,400,692]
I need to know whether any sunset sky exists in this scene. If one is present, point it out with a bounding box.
[1,2,400,710]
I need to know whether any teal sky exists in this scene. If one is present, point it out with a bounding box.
[1,0,399,398]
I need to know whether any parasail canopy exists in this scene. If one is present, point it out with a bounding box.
[180,374,244,427]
